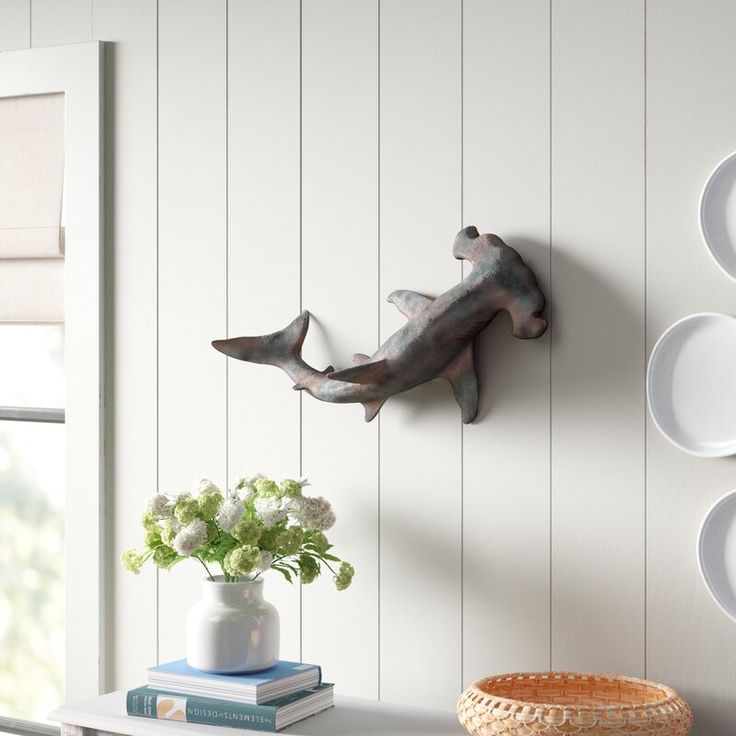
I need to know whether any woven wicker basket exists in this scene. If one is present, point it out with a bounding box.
[457,672,692,736]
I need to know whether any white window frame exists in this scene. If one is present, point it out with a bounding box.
[0,42,105,707]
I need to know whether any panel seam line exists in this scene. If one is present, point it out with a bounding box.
[643,0,648,681]
[548,0,553,673]
[225,0,229,494]
[376,0,382,703]
[298,0,304,665]
[155,0,160,667]
[459,0,464,695]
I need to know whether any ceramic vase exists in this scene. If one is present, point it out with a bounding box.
[185,576,279,673]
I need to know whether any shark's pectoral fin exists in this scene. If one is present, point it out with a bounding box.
[441,346,479,424]
[387,290,434,319]
[327,358,391,385]
[352,353,371,365]
[361,398,386,422]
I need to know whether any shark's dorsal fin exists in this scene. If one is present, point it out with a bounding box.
[361,397,386,422]
[352,353,371,365]
[387,290,433,319]
[441,345,478,424]
[328,359,391,385]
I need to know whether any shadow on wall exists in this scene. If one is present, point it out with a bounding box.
[476,236,644,423]
[369,237,648,668]
[322,235,646,424]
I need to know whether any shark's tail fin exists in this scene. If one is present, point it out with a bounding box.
[212,310,310,368]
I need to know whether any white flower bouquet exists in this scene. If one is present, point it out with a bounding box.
[121,475,354,589]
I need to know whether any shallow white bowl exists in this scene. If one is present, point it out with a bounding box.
[647,312,736,457]
[700,150,736,282]
[698,489,736,623]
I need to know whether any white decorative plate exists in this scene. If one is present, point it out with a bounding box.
[647,312,736,457]
[700,150,736,281]
[698,489,736,623]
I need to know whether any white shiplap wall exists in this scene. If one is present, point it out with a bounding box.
[550,1,645,674]
[3,0,736,731]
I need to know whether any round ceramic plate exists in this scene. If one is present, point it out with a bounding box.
[698,489,736,623]
[700,150,736,281]
[647,313,736,457]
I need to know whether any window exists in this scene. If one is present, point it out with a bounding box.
[0,42,104,735]
[0,326,65,727]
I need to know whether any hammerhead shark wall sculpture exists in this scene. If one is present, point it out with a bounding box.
[212,226,547,424]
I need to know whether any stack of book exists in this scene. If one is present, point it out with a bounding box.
[126,660,333,732]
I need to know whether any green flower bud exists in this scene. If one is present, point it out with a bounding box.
[258,527,280,552]
[144,527,162,548]
[298,554,319,584]
[198,490,224,520]
[230,519,262,546]
[279,479,302,499]
[279,526,304,556]
[205,520,219,543]
[307,530,329,554]
[121,548,145,574]
[141,511,158,530]
[334,561,355,591]
[223,545,260,577]
[152,546,178,569]
[174,495,200,524]
[255,478,280,498]
[160,520,179,547]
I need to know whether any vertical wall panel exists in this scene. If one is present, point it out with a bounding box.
[2,0,734,725]
[157,0,227,663]
[301,0,379,698]
[93,0,158,689]
[551,0,645,673]
[227,0,302,663]
[31,0,90,46]
[380,0,461,709]
[647,2,736,733]
[462,0,551,682]
[0,0,29,49]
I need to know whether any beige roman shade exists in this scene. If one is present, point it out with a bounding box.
[0,92,64,322]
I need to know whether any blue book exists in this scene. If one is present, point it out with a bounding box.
[127,683,334,732]
[147,660,322,705]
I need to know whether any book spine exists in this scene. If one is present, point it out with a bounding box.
[127,689,277,731]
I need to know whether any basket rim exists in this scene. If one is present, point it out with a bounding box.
[464,671,684,715]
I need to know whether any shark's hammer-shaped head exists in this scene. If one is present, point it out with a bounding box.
[454,226,548,340]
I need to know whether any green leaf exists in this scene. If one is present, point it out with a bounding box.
[273,565,293,583]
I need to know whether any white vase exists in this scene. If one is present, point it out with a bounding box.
[185,576,279,673]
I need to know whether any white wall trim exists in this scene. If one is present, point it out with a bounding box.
[0,40,105,703]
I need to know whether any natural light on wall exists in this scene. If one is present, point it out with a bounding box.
[0,92,65,726]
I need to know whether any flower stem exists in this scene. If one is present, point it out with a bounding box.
[195,556,214,581]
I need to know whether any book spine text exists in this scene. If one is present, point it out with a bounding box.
[126,690,277,731]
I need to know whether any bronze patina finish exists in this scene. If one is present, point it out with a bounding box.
[213,226,547,423]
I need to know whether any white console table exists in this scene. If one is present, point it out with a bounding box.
[50,691,464,736]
